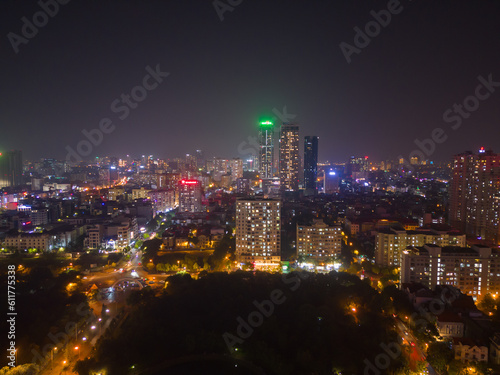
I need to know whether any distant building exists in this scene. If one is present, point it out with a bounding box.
[178,179,202,213]
[220,174,232,189]
[279,123,299,191]
[375,228,466,267]
[85,225,103,250]
[401,244,500,299]
[450,148,500,245]
[231,158,244,181]
[107,187,125,201]
[0,150,23,188]
[296,219,342,259]
[4,233,50,252]
[323,169,340,194]
[131,187,150,200]
[235,198,281,270]
[149,189,176,213]
[236,178,250,194]
[303,136,318,192]
[259,121,274,179]
[30,208,49,226]
[346,156,369,178]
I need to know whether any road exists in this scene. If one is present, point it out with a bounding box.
[394,318,436,375]
[39,246,171,374]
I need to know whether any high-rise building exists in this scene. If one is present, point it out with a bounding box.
[450,148,500,244]
[279,123,299,191]
[0,150,23,188]
[195,149,204,170]
[235,198,281,270]
[323,169,340,194]
[296,219,342,260]
[258,121,274,179]
[185,153,197,171]
[304,136,318,191]
[401,244,500,300]
[231,158,243,181]
[178,179,202,212]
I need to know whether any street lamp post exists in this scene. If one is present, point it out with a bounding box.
[74,346,80,360]
[50,346,57,365]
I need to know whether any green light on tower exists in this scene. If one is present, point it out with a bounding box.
[260,120,273,127]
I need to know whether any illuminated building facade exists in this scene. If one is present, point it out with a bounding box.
[304,136,318,191]
[259,121,274,179]
[401,244,500,300]
[279,123,299,191]
[323,169,340,194]
[296,219,342,260]
[231,158,243,181]
[0,150,23,188]
[235,198,281,270]
[178,179,202,212]
[450,148,500,244]
[375,228,466,267]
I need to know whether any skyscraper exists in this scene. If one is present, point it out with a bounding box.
[0,150,23,189]
[235,198,281,270]
[279,123,299,191]
[450,148,500,244]
[258,120,274,179]
[303,136,318,191]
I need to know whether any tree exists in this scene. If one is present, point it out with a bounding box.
[478,293,496,315]
[427,342,454,374]
[156,263,166,273]
[0,364,40,375]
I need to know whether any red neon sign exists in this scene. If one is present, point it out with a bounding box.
[181,180,198,185]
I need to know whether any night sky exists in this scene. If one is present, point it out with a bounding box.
[1,0,500,162]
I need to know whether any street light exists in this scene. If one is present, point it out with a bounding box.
[74,346,80,359]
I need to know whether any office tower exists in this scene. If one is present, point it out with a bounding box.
[195,149,204,170]
[450,148,500,244]
[185,153,197,171]
[235,198,281,270]
[258,121,274,179]
[230,158,243,181]
[0,150,23,188]
[304,136,318,191]
[279,123,299,191]
[323,169,340,194]
[296,219,342,260]
[178,179,202,212]
[401,244,500,300]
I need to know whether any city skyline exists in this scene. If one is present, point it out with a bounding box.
[2,2,500,374]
